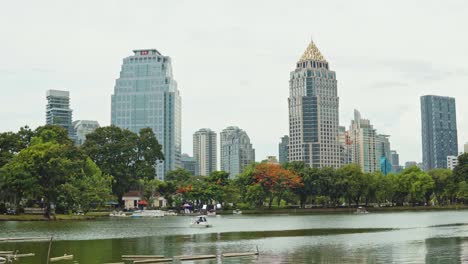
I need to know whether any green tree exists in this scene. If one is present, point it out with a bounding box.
[0,126,34,167]
[82,126,164,203]
[166,168,191,184]
[58,158,113,213]
[396,166,434,205]
[245,184,267,208]
[339,164,365,207]
[453,153,468,183]
[428,169,455,205]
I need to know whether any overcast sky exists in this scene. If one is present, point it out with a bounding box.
[1,0,467,165]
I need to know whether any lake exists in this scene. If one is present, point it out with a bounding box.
[1,210,468,263]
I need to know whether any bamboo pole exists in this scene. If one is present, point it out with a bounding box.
[46,236,53,264]
[50,254,73,262]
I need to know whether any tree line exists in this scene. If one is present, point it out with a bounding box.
[159,157,468,210]
[1,124,468,216]
[0,125,164,217]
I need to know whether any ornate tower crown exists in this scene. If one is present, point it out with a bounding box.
[299,40,327,63]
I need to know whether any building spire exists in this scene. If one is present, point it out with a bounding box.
[299,39,327,63]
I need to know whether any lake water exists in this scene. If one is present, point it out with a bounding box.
[1,210,468,263]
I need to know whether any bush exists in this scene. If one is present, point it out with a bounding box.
[235,203,251,210]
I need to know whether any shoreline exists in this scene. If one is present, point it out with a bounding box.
[225,205,468,215]
[2,206,468,221]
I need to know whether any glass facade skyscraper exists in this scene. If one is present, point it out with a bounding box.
[421,95,458,171]
[46,89,75,141]
[111,49,181,180]
[278,135,289,165]
[288,40,341,168]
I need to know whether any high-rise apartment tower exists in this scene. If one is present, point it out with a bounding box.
[46,90,75,140]
[193,128,217,176]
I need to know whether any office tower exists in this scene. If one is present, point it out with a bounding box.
[181,153,197,176]
[220,126,255,178]
[278,135,289,165]
[338,126,352,165]
[349,110,378,172]
[193,128,217,176]
[288,40,341,168]
[111,49,181,180]
[447,155,459,170]
[73,120,100,145]
[376,135,392,175]
[46,90,75,140]
[390,150,403,173]
[421,95,458,170]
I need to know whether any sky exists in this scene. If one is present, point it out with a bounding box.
[0,0,467,165]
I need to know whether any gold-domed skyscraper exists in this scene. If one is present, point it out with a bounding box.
[288,40,341,168]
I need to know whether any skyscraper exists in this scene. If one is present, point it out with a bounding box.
[349,110,378,172]
[376,134,392,175]
[278,135,289,165]
[111,49,181,180]
[421,95,458,171]
[46,90,75,140]
[181,153,197,176]
[193,128,217,176]
[288,40,340,168]
[73,120,100,145]
[220,126,255,178]
[390,150,403,173]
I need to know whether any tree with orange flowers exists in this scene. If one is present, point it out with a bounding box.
[252,163,303,208]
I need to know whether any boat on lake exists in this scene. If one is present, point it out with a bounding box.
[354,206,369,214]
[233,209,242,215]
[190,215,212,228]
[131,210,165,218]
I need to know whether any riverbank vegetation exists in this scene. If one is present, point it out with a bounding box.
[0,125,162,218]
[1,125,468,218]
[160,156,468,210]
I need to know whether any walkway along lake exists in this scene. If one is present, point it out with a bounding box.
[1,210,468,263]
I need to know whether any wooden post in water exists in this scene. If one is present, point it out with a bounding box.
[46,236,53,264]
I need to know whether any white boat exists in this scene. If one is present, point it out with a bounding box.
[233,209,242,215]
[109,211,128,217]
[354,207,369,214]
[190,215,212,228]
[132,210,165,217]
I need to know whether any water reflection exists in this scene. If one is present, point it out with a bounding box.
[2,211,468,263]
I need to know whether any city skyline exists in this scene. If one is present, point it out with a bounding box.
[1,1,468,165]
